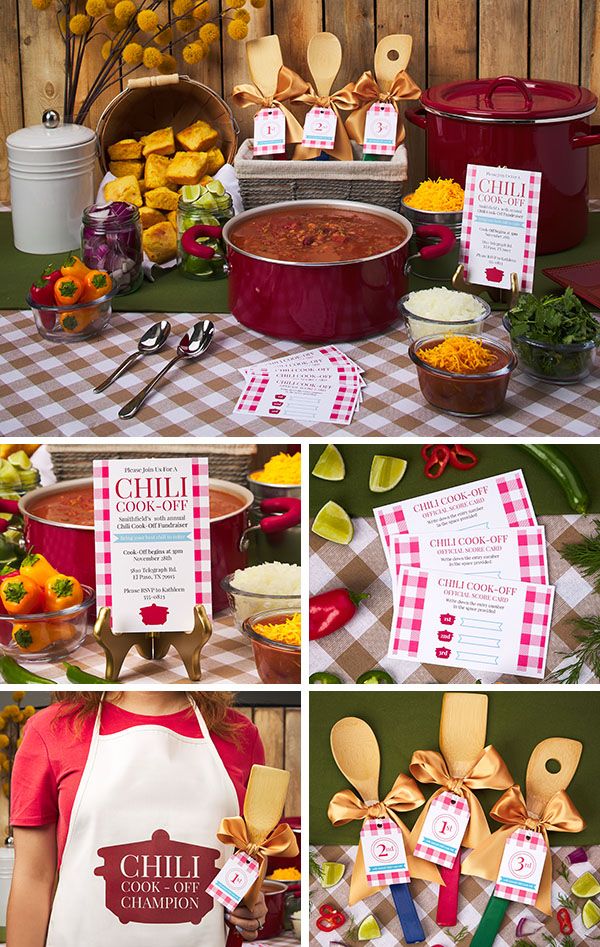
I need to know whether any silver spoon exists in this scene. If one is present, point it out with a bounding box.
[94,320,171,393]
[118,320,215,420]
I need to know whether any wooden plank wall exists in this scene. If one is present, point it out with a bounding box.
[2,0,599,202]
[237,704,301,816]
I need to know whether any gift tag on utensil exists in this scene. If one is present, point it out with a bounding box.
[360,817,410,886]
[413,791,471,868]
[364,103,398,155]
[207,851,261,910]
[302,107,337,149]
[253,107,286,155]
[494,828,547,906]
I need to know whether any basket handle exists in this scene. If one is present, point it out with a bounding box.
[127,74,180,89]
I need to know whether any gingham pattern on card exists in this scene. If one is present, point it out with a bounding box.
[517,585,554,675]
[363,103,398,154]
[93,460,111,609]
[460,164,478,271]
[412,841,458,869]
[392,535,422,569]
[235,374,269,413]
[376,505,409,550]
[361,818,410,885]
[302,106,337,148]
[520,173,542,292]
[191,458,213,617]
[494,829,547,905]
[434,791,470,817]
[517,529,549,584]
[253,108,286,154]
[413,792,471,867]
[390,570,428,656]
[206,851,260,911]
[496,472,537,526]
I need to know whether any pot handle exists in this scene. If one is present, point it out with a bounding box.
[572,126,600,149]
[406,107,428,130]
[0,499,19,516]
[484,75,533,110]
[404,224,456,275]
[238,497,301,552]
[181,224,223,259]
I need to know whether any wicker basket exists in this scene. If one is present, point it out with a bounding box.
[96,74,239,175]
[48,444,257,486]
[234,139,408,212]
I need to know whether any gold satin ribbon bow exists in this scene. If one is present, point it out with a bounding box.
[343,70,422,150]
[217,817,299,907]
[231,65,310,145]
[409,746,514,851]
[461,784,585,916]
[292,86,356,161]
[328,773,443,906]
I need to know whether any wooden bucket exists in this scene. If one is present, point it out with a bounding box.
[96,74,239,174]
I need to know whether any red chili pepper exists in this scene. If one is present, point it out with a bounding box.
[316,904,345,931]
[309,588,369,641]
[557,907,573,935]
[29,277,56,307]
[41,264,62,285]
[421,444,441,461]
[448,444,479,470]
[424,445,450,479]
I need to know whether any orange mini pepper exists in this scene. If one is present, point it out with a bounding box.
[82,269,112,302]
[61,253,90,281]
[20,553,58,587]
[54,276,84,306]
[11,621,51,653]
[59,308,96,334]
[44,574,84,612]
[0,575,43,616]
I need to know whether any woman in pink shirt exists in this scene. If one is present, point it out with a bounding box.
[8,691,268,947]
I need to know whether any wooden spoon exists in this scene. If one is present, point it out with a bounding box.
[437,694,489,926]
[307,32,342,98]
[330,717,425,943]
[246,34,283,99]
[374,34,413,93]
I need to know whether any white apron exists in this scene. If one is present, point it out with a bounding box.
[46,699,239,946]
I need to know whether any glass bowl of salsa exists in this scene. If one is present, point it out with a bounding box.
[409,334,517,416]
[0,584,95,662]
[242,609,301,684]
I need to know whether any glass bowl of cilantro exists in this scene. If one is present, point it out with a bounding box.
[503,288,600,384]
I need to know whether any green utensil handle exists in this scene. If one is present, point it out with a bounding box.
[470,894,510,947]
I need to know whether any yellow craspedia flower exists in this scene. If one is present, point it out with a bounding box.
[0,737,9,751]
[137,9,158,31]
[69,13,92,34]
[227,17,248,39]
[31,0,52,10]
[101,38,113,59]
[182,40,207,64]
[2,705,21,721]
[233,8,250,22]
[199,22,219,43]
[114,0,135,23]
[122,42,143,64]
[143,46,163,68]
[173,0,193,13]
[86,0,107,14]
[192,1,210,21]
[175,16,195,31]
[158,52,177,74]
[250,0,266,6]
[11,692,25,702]
[22,706,36,719]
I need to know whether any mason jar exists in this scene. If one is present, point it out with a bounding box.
[81,201,143,295]
[177,195,233,280]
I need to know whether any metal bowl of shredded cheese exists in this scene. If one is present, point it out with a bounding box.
[221,562,301,629]
[400,288,490,342]
[247,451,301,499]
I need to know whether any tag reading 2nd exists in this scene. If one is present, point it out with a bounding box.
[360,818,410,886]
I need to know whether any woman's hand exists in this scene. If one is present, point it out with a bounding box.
[226,892,268,942]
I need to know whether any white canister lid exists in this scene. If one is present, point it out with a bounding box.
[7,110,96,151]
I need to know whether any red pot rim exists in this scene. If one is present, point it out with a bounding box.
[421,76,598,122]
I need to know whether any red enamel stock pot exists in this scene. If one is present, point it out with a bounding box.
[406,75,600,254]
[185,201,456,342]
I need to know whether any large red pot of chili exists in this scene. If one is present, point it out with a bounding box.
[19,477,254,613]
[221,200,455,342]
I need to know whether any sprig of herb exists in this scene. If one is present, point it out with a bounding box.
[443,926,469,944]
[309,852,323,882]
[558,892,577,911]
[562,521,600,587]
[557,862,570,882]
[542,936,576,947]
[547,615,600,683]
[513,940,535,947]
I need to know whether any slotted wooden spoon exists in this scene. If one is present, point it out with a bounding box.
[437,693,489,926]
[470,737,583,947]
[374,34,413,93]
[331,717,425,944]
[243,764,290,906]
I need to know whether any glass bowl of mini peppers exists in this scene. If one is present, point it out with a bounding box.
[0,552,94,661]
[27,253,117,342]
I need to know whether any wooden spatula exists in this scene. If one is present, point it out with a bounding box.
[437,693,489,926]
[331,717,425,943]
[471,738,583,947]
[242,764,290,907]
[246,34,283,100]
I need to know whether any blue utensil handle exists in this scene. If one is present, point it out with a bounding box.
[469,894,510,947]
[390,883,425,943]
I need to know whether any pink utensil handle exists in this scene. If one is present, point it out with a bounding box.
[436,857,461,926]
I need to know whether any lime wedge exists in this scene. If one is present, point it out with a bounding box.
[7,450,31,471]
[583,900,600,929]
[312,501,353,544]
[358,914,381,940]
[572,872,600,898]
[312,445,345,481]
[0,460,21,489]
[196,191,218,211]
[321,861,345,888]
[206,179,225,196]
[181,184,202,203]
[369,455,407,493]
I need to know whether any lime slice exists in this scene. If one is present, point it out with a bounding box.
[181,184,202,203]
[7,450,31,471]
[358,914,381,940]
[0,460,21,489]
[312,501,353,545]
[583,900,600,929]
[572,872,600,898]
[356,669,395,685]
[321,861,345,888]
[309,672,342,684]
[369,455,407,493]
[196,191,218,211]
[312,445,345,481]
[206,179,225,196]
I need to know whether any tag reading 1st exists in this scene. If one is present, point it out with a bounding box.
[413,791,471,868]
[206,851,261,910]
[360,818,410,886]
[253,107,286,155]
[302,107,337,150]
[363,103,398,156]
[494,828,547,906]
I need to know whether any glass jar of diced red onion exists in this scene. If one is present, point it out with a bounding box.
[81,201,143,295]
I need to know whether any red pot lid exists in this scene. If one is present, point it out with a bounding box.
[421,76,597,121]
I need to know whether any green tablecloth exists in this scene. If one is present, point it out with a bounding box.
[309,443,600,517]
[2,210,600,312]
[309,691,599,845]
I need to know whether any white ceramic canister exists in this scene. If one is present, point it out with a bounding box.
[0,841,14,938]
[7,110,96,254]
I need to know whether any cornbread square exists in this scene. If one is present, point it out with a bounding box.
[108,138,142,160]
[205,147,225,175]
[144,154,171,189]
[109,160,144,179]
[103,175,143,207]
[166,151,208,186]
[143,221,178,264]
[141,126,176,157]
[144,186,180,211]
[140,206,166,230]
[176,119,218,152]
[167,210,177,229]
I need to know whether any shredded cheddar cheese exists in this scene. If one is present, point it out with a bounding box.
[404,178,465,212]
[250,452,301,485]
[416,336,497,374]
[253,613,301,646]
[268,868,301,881]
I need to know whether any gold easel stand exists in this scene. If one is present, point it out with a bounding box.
[453,264,521,309]
[93,605,212,682]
